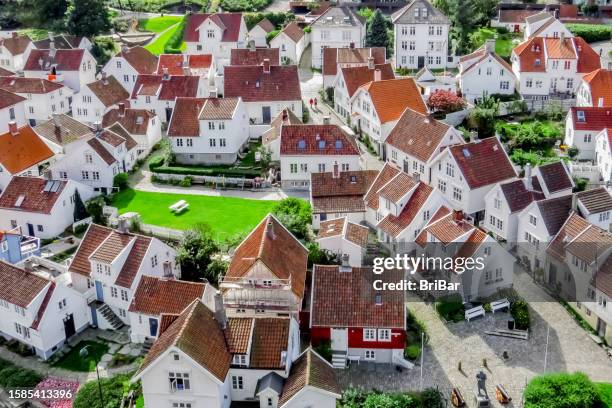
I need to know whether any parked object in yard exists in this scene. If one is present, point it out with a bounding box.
[169,200,189,213]
[491,298,510,313]
[451,387,466,407]
[465,305,485,321]
[495,384,512,404]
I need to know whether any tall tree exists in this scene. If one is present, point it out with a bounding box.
[176,224,220,283]
[365,9,390,57]
[65,0,111,38]
[73,189,88,221]
[38,0,68,21]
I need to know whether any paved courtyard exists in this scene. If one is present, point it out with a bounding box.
[337,270,612,407]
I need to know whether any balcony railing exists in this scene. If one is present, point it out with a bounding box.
[219,275,292,291]
[223,298,292,311]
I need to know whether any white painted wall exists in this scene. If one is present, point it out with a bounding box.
[394,23,449,69]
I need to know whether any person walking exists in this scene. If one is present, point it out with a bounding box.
[314,97,318,110]
[309,98,313,109]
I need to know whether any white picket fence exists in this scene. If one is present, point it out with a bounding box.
[139,223,185,241]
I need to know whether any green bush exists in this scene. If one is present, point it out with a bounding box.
[567,23,612,43]
[74,374,131,408]
[404,344,421,360]
[363,393,418,408]
[435,294,465,322]
[511,300,530,330]
[419,388,444,408]
[113,172,130,191]
[272,197,312,240]
[243,11,294,30]
[0,360,42,389]
[573,177,588,193]
[164,16,186,54]
[152,165,261,178]
[179,176,192,187]
[313,340,332,363]
[524,372,601,408]
[220,0,272,12]
[148,155,165,170]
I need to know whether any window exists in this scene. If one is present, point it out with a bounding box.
[58,299,67,310]
[220,138,226,147]
[28,106,34,114]
[92,171,100,181]
[567,78,573,89]
[116,61,122,69]
[599,211,610,222]
[169,373,190,392]
[318,163,326,172]
[428,26,434,35]
[363,328,376,341]
[500,81,510,90]
[300,163,308,172]
[290,163,297,173]
[59,171,67,179]
[438,179,446,193]
[85,153,93,164]
[151,255,158,267]
[120,290,128,301]
[524,231,539,249]
[436,26,443,35]
[494,198,502,210]
[485,270,492,283]
[118,308,127,318]
[145,96,151,103]
[37,224,44,232]
[172,403,192,408]
[111,287,118,298]
[401,41,407,50]
[526,79,533,88]
[409,41,416,51]
[342,163,349,171]
[207,29,215,38]
[529,214,537,226]
[14,305,25,316]
[219,122,225,130]
[495,267,503,280]
[232,355,247,366]
[378,329,391,341]
[486,67,492,76]
[186,139,193,147]
[232,376,243,390]
[208,122,215,130]
[452,187,462,202]
[409,26,415,35]
[209,139,216,147]
[564,60,571,70]
[342,31,352,41]
[123,74,129,82]
[365,350,376,360]
[446,163,454,177]
[584,134,591,143]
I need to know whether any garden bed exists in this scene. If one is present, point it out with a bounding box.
[51,340,109,372]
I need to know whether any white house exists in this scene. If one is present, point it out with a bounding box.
[184,12,248,67]
[0,76,73,126]
[68,222,181,329]
[128,275,208,343]
[248,18,275,48]
[429,137,517,219]
[224,61,302,125]
[332,62,395,120]
[316,217,368,267]
[0,123,54,192]
[414,65,455,97]
[458,40,517,103]
[511,35,601,100]
[310,7,366,69]
[309,166,377,229]
[0,33,34,72]
[24,47,97,92]
[524,12,572,40]
[392,0,451,70]
[0,176,94,239]
[167,96,249,165]
[414,207,515,302]
[351,77,427,158]
[279,124,361,189]
[516,194,572,271]
[103,103,162,158]
[564,106,612,161]
[0,88,27,134]
[270,22,308,65]
[219,214,308,318]
[575,187,612,231]
[130,74,205,123]
[102,46,159,93]
[363,163,401,227]
[0,260,90,360]
[596,128,612,184]
[385,107,463,185]
[322,46,386,89]
[577,68,612,108]
[73,73,130,124]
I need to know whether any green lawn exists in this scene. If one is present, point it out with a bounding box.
[112,189,276,240]
[138,16,183,32]
[17,28,49,41]
[51,341,108,372]
[470,27,520,58]
[599,383,612,408]
[144,22,186,55]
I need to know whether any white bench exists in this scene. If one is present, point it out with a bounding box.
[347,355,361,364]
[491,298,510,313]
[465,305,485,321]
[169,200,189,214]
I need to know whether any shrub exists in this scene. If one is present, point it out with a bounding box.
[420,388,444,408]
[272,198,312,240]
[567,146,579,159]
[404,344,421,360]
[510,300,530,330]
[427,89,466,114]
[148,155,164,170]
[179,176,192,187]
[220,0,272,12]
[0,364,42,388]
[435,294,465,322]
[74,374,131,408]
[113,172,130,191]
[307,242,337,267]
[524,372,601,408]
[164,16,186,54]
[243,11,294,30]
[313,340,332,363]
[86,198,107,225]
[152,165,261,178]
[573,177,588,193]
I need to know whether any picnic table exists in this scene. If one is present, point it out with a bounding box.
[169,200,189,214]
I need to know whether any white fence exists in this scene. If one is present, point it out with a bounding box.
[139,223,185,241]
[153,172,267,188]
[441,107,473,126]
[72,217,93,233]
[523,98,576,113]
[569,162,601,184]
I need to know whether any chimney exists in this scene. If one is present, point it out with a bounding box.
[48,31,54,41]
[118,102,126,117]
[524,163,533,190]
[485,39,495,54]
[117,217,129,233]
[374,68,381,82]
[209,88,218,98]
[571,193,578,212]
[266,217,276,240]
[469,131,477,143]
[8,121,18,135]
[452,210,463,223]
[332,161,340,178]
[49,39,56,59]
[214,293,227,330]
[182,53,189,67]
[101,71,108,85]
[323,115,331,125]
[263,58,271,74]
[368,56,374,70]
[162,67,170,80]
[249,40,256,52]
[183,66,191,76]
[412,172,420,183]
[339,254,351,272]
[282,109,288,122]
[121,45,128,54]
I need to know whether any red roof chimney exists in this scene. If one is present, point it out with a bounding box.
[452,210,463,223]
[118,102,126,117]
[8,121,18,136]
[374,69,381,82]
[263,58,271,74]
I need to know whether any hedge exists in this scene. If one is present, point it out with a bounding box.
[0,358,43,388]
[566,23,612,43]
[152,165,261,178]
[74,374,131,408]
[164,16,186,54]
[523,372,601,408]
[220,0,272,12]
[148,155,164,170]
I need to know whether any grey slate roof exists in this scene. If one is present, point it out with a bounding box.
[312,6,365,27]
[255,371,285,396]
[392,0,450,24]
[536,195,573,237]
[577,187,612,214]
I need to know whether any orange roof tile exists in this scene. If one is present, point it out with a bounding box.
[358,78,427,123]
[583,69,612,107]
[0,125,54,174]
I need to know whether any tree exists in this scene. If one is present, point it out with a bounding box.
[467,94,499,137]
[365,9,391,57]
[176,224,219,283]
[65,0,111,38]
[86,198,107,225]
[73,374,131,408]
[38,0,68,22]
[113,173,129,191]
[206,259,229,284]
[306,242,337,267]
[73,189,88,221]
[523,372,601,408]
[271,198,312,240]
[427,90,466,113]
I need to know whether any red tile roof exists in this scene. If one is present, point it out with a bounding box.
[513,37,546,72]
[498,9,541,23]
[340,63,395,98]
[0,260,49,308]
[317,217,369,247]
[280,125,359,156]
[87,75,129,107]
[499,178,544,213]
[357,78,427,123]
[537,161,573,194]
[311,265,405,328]
[230,48,280,66]
[156,54,213,76]
[280,22,304,43]
[323,47,386,77]
[86,138,116,165]
[168,97,239,137]
[573,37,601,74]
[311,170,377,214]
[0,125,54,174]
[0,35,31,55]
[24,49,85,71]
[583,69,612,107]
[0,67,14,76]
[0,76,64,94]
[224,65,301,102]
[378,182,434,237]
[227,214,308,298]
[136,300,231,381]
[569,107,612,131]
[225,318,253,354]
[386,108,456,163]
[378,172,417,203]
[364,163,401,210]
[102,108,154,135]
[119,46,159,74]
[536,194,573,236]
[417,209,474,245]
[131,75,200,100]
[0,88,26,109]
[576,187,612,214]
[448,138,516,189]
[255,18,275,33]
[31,282,55,330]
[514,36,600,74]
[0,177,67,214]
[547,212,591,260]
[250,318,290,369]
[185,13,244,43]
[129,276,205,315]
[69,224,113,276]
[115,234,152,288]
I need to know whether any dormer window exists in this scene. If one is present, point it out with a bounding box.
[232,354,247,366]
[577,110,585,122]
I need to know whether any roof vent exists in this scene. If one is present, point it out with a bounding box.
[577,110,585,122]
[462,148,471,158]
[318,140,326,149]
[375,293,382,305]
[335,140,343,149]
